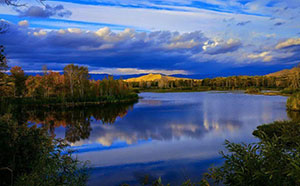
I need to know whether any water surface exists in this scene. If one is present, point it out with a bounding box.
[4,92,290,185]
[72,92,288,185]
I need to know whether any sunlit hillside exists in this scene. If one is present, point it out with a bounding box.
[267,67,300,77]
[125,73,194,82]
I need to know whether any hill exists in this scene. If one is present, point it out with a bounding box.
[267,67,300,77]
[125,73,193,82]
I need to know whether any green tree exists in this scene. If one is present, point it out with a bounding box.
[10,66,27,97]
[64,64,89,98]
[0,45,8,75]
[0,46,13,97]
[0,114,89,186]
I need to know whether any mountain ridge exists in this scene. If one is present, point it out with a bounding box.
[125,73,195,82]
[267,66,300,77]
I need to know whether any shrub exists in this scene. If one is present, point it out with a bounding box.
[245,87,260,94]
[0,114,89,186]
[287,93,300,111]
[204,120,300,186]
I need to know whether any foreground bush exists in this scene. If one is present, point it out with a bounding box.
[204,120,300,186]
[0,114,89,186]
[287,93,300,111]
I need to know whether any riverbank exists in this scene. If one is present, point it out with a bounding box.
[1,94,139,107]
[139,88,293,97]
[139,87,211,93]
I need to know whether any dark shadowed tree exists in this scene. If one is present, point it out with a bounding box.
[10,66,27,97]
[0,46,8,75]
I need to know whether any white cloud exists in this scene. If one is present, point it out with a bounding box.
[18,20,29,27]
[167,39,198,49]
[248,51,272,62]
[67,28,82,34]
[90,68,189,75]
[95,27,111,37]
[276,38,300,49]
[33,29,47,36]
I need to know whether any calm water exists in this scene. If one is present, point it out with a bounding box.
[72,92,288,186]
[3,91,291,185]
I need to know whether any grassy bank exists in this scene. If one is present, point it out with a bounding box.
[1,93,139,107]
[140,87,211,93]
[139,87,294,97]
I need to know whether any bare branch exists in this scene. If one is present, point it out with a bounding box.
[4,0,26,7]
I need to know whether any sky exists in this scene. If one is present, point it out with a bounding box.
[0,0,300,78]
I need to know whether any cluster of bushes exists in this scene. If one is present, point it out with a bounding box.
[287,93,300,111]
[204,120,300,185]
[0,114,89,186]
[245,87,260,94]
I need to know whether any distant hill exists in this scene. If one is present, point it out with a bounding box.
[266,67,300,77]
[125,73,194,82]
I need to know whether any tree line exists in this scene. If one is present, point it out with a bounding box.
[0,51,137,105]
[127,70,300,93]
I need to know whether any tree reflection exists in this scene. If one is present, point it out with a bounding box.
[287,110,300,122]
[0,101,136,143]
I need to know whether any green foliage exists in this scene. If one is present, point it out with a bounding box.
[122,177,209,186]
[0,48,137,103]
[287,110,300,122]
[204,120,300,186]
[128,70,300,93]
[287,93,300,111]
[0,114,89,186]
[280,87,300,95]
[10,66,27,97]
[0,45,8,74]
[245,87,260,94]
[0,63,138,105]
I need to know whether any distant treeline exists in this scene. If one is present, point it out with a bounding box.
[127,70,300,93]
[0,63,137,105]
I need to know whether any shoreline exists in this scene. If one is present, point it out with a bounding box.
[139,89,290,96]
[1,95,139,108]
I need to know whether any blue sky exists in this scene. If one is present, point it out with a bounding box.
[1,0,300,77]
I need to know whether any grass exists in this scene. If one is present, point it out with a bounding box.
[1,94,139,107]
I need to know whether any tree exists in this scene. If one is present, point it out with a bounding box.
[287,93,300,111]
[0,46,8,77]
[10,66,27,97]
[0,114,89,186]
[64,64,89,98]
[25,75,44,98]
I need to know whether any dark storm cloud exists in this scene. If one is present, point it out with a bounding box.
[274,22,285,26]
[16,4,72,18]
[236,20,251,26]
[0,24,208,71]
[1,21,299,76]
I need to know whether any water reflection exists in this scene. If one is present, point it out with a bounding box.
[287,110,300,122]
[2,92,298,186]
[0,102,136,143]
